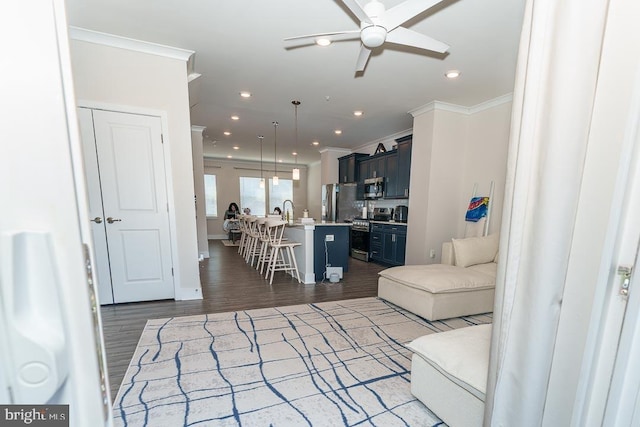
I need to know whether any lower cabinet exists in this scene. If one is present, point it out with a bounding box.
[370,223,407,265]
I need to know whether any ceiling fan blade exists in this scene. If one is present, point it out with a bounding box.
[355,46,372,72]
[383,0,446,31]
[284,30,360,43]
[385,27,449,53]
[341,0,373,25]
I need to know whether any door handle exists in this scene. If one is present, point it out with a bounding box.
[106,217,121,224]
[91,217,102,224]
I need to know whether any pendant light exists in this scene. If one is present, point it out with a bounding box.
[272,121,279,186]
[258,135,265,188]
[291,100,301,181]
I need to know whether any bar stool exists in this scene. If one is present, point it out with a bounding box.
[237,215,248,255]
[264,219,301,285]
[249,217,268,267]
[255,217,273,273]
[243,216,260,263]
[240,216,254,260]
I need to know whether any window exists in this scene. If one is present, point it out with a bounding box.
[204,174,218,217]
[239,177,266,216]
[269,179,293,214]
[237,177,293,216]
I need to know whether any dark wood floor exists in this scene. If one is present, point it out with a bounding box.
[100,240,387,399]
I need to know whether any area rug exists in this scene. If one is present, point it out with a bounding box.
[113,297,491,426]
[221,239,240,247]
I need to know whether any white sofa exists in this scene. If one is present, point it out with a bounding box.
[407,324,491,427]
[377,233,499,321]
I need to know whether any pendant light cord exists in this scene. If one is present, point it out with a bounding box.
[273,121,278,179]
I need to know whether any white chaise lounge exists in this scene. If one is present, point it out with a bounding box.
[378,233,499,321]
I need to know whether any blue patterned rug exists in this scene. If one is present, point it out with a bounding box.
[113,297,491,426]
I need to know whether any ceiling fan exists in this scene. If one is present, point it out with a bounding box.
[284,0,450,73]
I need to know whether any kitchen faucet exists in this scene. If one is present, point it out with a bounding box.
[283,199,295,221]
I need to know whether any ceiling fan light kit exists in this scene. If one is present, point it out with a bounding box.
[360,25,387,48]
[284,0,450,73]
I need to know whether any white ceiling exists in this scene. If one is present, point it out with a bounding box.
[65,0,526,165]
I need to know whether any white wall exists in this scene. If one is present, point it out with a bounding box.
[405,99,512,265]
[204,158,308,237]
[306,161,322,220]
[461,102,512,236]
[405,112,435,264]
[320,148,350,184]
[70,39,202,300]
[191,126,209,258]
[422,109,468,262]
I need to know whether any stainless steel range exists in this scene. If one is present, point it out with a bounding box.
[350,217,370,262]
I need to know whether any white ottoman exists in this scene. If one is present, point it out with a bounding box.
[378,263,496,321]
[407,324,491,427]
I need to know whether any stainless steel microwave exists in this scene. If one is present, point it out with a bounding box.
[364,177,384,199]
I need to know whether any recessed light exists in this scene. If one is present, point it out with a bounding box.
[353,110,363,117]
[231,115,239,121]
[316,38,331,47]
[334,130,342,135]
[312,141,320,146]
[223,131,231,136]
[227,155,233,158]
[279,159,283,163]
[445,70,461,79]
[292,152,297,156]
[239,91,251,98]
[233,146,239,150]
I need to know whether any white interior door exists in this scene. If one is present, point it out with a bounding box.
[88,109,174,303]
[78,108,114,304]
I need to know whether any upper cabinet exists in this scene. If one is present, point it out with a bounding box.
[342,135,412,200]
[338,153,368,183]
[384,152,399,198]
[395,136,412,198]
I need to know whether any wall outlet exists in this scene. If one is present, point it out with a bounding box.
[429,249,436,259]
[325,234,334,242]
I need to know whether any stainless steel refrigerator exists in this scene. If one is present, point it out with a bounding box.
[322,183,360,222]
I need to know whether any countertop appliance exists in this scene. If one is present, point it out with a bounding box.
[373,207,393,221]
[394,205,409,223]
[364,177,385,199]
[322,183,359,222]
[350,217,370,262]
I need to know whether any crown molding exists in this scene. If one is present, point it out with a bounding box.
[203,156,307,170]
[469,93,513,114]
[353,128,413,152]
[69,27,195,62]
[318,147,352,155]
[409,93,514,117]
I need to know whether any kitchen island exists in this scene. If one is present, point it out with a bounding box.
[283,221,351,284]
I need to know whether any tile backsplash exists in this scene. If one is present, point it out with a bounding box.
[365,198,409,216]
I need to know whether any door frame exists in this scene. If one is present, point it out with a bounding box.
[572,61,640,425]
[77,100,181,300]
